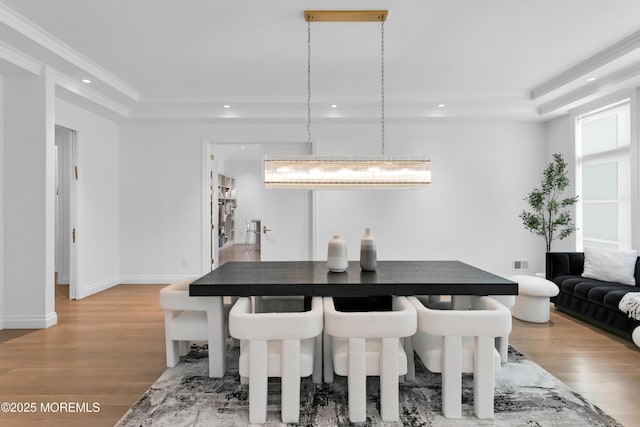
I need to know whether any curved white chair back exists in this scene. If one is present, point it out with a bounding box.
[408,295,511,419]
[489,294,515,363]
[229,296,323,424]
[159,277,228,378]
[323,296,417,423]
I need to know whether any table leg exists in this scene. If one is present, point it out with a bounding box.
[207,296,226,378]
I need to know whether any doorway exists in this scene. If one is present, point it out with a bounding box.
[54,125,78,300]
[201,141,313,271]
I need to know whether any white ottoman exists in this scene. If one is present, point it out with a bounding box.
[509,275,559,323]
[633,326,640,348]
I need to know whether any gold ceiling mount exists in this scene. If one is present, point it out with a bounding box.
[304,10,388,22]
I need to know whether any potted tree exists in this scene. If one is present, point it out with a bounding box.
[520,153,579,252]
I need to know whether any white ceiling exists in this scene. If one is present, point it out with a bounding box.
[1,0,640,121]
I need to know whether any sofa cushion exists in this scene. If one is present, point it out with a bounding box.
[584,284,632,306]
[602,290,633,311]
[582,247,638,286]
[555,276,599,297]
[554,275,635,307]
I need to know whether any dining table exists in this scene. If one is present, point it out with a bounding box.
[189,260,517,377]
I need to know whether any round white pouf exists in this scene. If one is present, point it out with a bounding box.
[509,275,559,323]
[633,326,640,348]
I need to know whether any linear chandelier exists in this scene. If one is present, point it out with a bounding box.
[264,10,431,189]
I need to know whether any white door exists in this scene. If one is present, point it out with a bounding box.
[260,143,312,261]
[54,126,78,299]
[202,142,220,272]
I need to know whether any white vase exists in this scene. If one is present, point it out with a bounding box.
[327,235,348,272]
[360,228,377,271]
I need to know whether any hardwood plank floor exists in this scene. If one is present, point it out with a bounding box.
[0,284,167,427]
[1,263,638,426]
[510,310,640,427]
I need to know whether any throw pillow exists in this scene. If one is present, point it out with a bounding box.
[582,247,638,286]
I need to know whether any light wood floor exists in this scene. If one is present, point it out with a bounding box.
[1,259,638,426]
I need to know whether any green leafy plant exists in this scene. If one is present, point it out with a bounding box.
[520,153,579,252]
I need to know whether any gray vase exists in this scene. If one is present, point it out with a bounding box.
[360,228,377,271]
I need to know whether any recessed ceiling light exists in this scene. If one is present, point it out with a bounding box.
[331,104,337,108]
[437,104,445,108]
[586,77,597,82]
[82,79,91,84]
[223,104,231,109]
[241,146,246,150]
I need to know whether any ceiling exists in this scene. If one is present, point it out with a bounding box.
[1,0,640,121]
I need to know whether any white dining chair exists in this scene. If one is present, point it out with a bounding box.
[229,296,323,424]
[159,277,234,378]
[412,294,514,364]
[323,296,417,423]
[407,295,511,419]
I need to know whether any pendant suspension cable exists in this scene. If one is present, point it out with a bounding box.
[380,20,385,155]
[307,20,312,151]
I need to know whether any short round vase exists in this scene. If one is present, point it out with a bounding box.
[327,235,348,272]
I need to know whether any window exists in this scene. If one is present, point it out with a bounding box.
[576,101,631,250]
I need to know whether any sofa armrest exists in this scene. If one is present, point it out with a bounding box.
[546,252,585,280]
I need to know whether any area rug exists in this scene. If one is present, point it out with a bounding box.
[116,344,622,426]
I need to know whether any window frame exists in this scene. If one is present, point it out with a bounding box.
[575,100,631,250]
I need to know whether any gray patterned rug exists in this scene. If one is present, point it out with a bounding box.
[116,344,622,426]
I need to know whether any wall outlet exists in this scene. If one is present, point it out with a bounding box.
[182,257,188,267]
[513,260,529,270]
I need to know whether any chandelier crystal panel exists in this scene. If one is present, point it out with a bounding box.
[265,155,431,189]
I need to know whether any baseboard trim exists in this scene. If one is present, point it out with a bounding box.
[118,275,193,285]
[4,311,58,329]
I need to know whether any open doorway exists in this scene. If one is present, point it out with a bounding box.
[54,125,77,300]
[203,143,263,269]
[201,141,313,271]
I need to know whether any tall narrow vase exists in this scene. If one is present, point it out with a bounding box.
[360,228,377,271]
[327,235,348,272]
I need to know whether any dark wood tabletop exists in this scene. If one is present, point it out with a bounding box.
[190,260,518,297]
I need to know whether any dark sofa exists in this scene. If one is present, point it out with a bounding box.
[546,252,640,341]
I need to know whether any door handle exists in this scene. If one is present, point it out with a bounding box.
[263,225,271,234]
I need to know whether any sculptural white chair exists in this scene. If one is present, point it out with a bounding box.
[633,326,640,348]
[410,294,514,364]
[253,295,322,384]
[489,295,515,363]
[229,296,323,424]
[323,296,417,423]
[407,296,511,419]
[159,277,234,378]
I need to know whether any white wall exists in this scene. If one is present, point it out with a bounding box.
[546,114,577,252]
[119,124,209,283]
[119,120,547,281]
[0,75,4,329]
[3,70,57,328]
[55,99,120,298]
[312,121,547,274]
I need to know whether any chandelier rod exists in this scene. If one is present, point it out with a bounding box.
[307,20,312,152]
[381,20,385,155]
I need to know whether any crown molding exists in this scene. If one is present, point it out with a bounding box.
[538,60,640,116]
[0,39,41,74]
[531,29,640,100]
[0,2,141,101]
[54,71,130,117]
[131,92,537,121]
